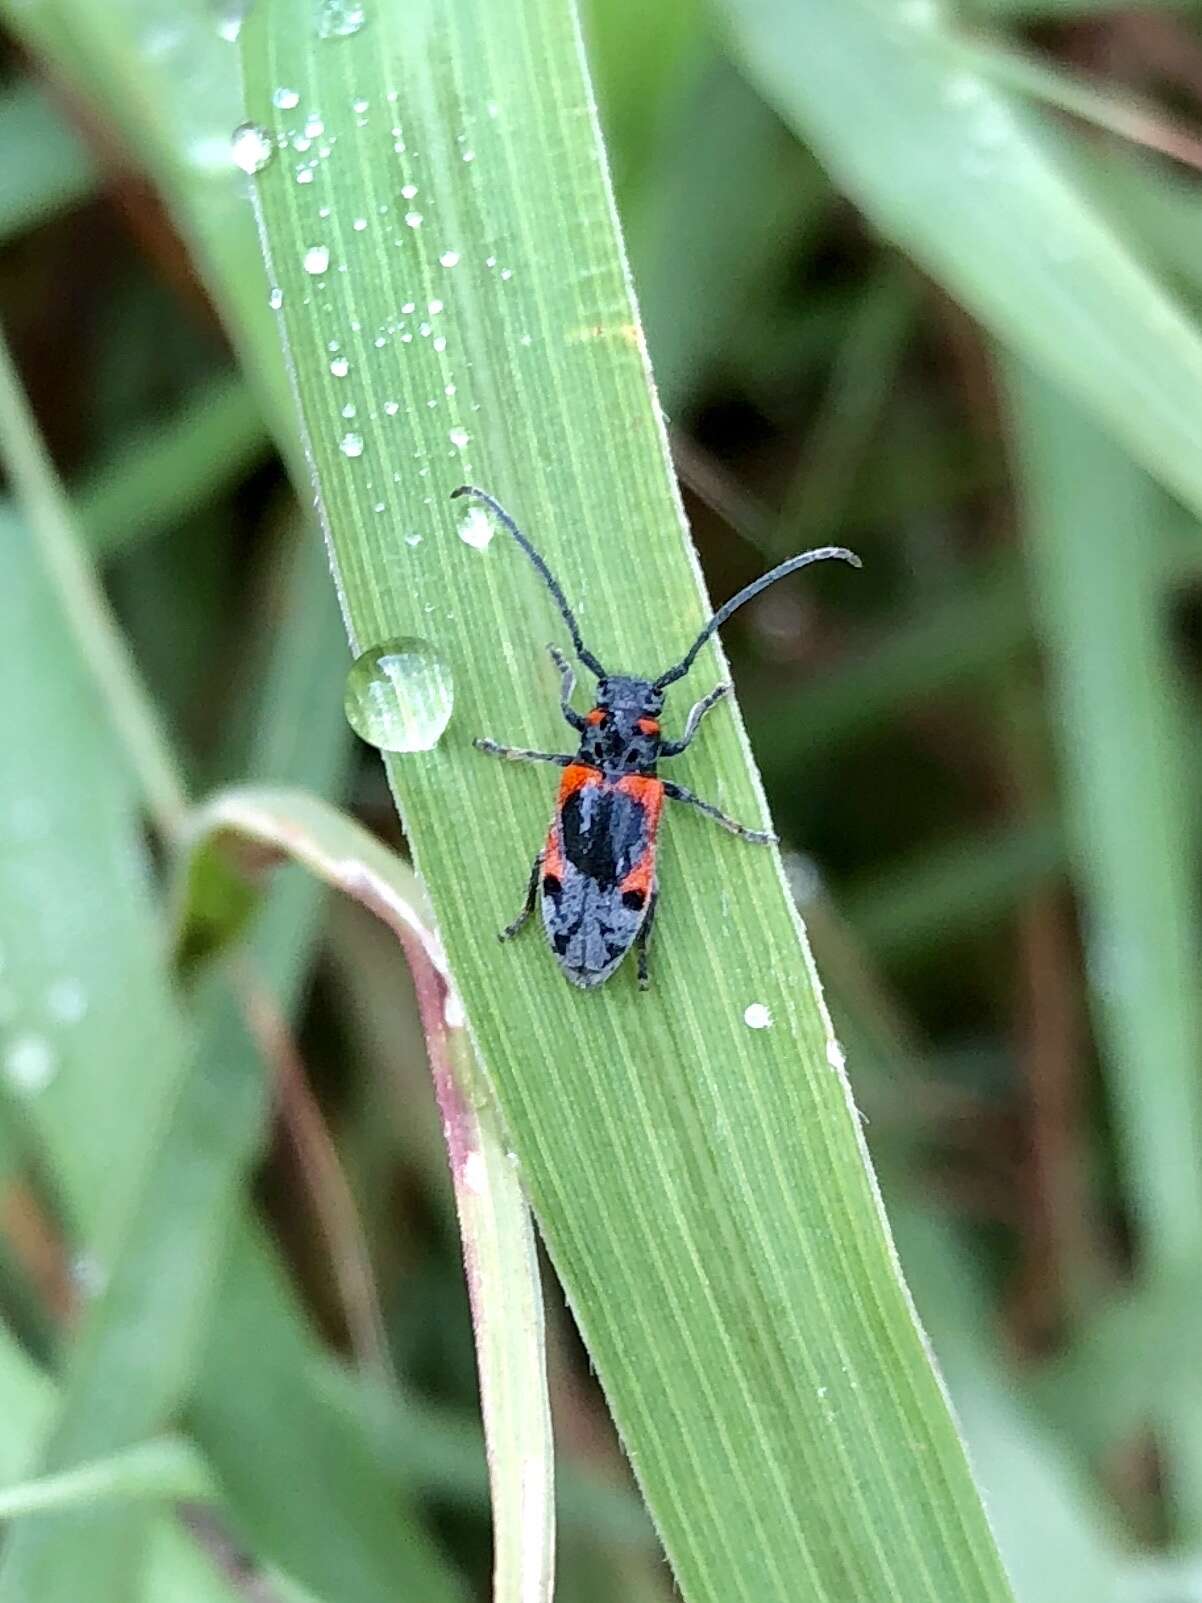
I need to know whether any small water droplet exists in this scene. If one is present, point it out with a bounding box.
[330,356,350,377]
[462,149,475,163]
[449,426,471,450]
[352,216,368,231]
[439,250,460,268]
[428,298,443,315]
[231,121,275,175]
[304,116,325,139]
[401,181,417,199]
[457,504,493,550]
[826,1038,846,1072]
[340,431,364,458]
[743,1003,772,1031]
[404,531,422,547]
[384,400,400,415]
[71,1252,108,1298]
[269,287,284,310]
[316,0,366,38]
[46,978,88,1024]
[433,336,447,353]
[351,96,369,114]
[296,167,315,185]
[344,637,453,752]
[405,210,423,228]
[5,1033,56,1092]
[273,86,301,110]
[341,402,357,419]
[303,244,330,275]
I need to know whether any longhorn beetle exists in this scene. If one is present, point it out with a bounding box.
[452,485,860,991]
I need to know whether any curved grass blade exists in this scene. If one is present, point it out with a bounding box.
[185,785,554,1603]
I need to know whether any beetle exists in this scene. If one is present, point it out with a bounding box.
[452,484,860,990]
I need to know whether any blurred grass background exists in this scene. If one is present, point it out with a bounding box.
[2,0,1202,1597]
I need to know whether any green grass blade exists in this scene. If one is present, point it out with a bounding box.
[0,78,97,240]
[1004,360,1202,1537]
[716,0,1202,526]
[241,3,1012,1598]
[0,1438,213,1520]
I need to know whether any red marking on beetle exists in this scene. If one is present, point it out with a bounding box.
[542,823,565,883]
[636,717,660,736]
[616,772,664,822]
[585,708,605,725]
[558,762,601,801]
[619,844,657,902]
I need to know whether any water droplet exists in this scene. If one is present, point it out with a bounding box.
[344,637,453,752]
[329,356,350,377]
[340,431,364,458]
[303,244,330,275]
[5,1033,56,1092]
[352,96,369,114]
[401,182,417,199]
[341,402,357,419]
[304,116,325,139]
[404,210,423,228]
[433,336,447,353]
[462,149,475,163]
[352,216,368,231]
[826,1038,846,1072]
[743,1003,772,1031]
[273,86,301,110]
[46,978,88,1024]
[316,0,366,38]
[448,426,471,450]
[269,287,284,310]
[71,1252,107,1298]
[428,298,443,315]
[296,167,315,185]
[457,503,493,550]
[439,250,460,268]
[404,531,422,547]
[231,122,275,175]
[384,400,400,415]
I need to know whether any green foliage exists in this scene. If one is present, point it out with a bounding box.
[1,0,1202,1599]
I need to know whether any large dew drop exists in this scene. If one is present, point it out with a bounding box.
[316,0,366,37]
[344,638,453,753]
[231,122,275,175]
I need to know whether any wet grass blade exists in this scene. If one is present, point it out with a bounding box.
[241,2,1013,1598]
[716,0,1202,525]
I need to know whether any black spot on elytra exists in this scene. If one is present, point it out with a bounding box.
[621,888,646,910]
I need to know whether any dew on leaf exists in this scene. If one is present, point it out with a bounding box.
[231,122,274,175]
[316,0,366,38]
[344,638,453,753]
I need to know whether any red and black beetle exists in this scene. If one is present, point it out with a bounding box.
[453,485,860,991]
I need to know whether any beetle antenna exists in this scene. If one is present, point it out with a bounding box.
[652,546,862,691]
[450,486,607,678]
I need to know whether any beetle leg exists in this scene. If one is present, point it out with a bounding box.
[547,643,586,733]
[662,779,776,844]
[635,889,658,991]
[500,853,543,941]
[659,683,731,758]
[475,739,573,765]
